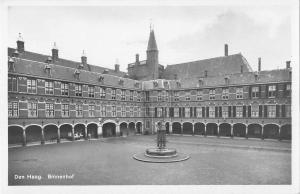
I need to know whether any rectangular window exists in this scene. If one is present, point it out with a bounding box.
[209,107,215,118]
[236,87,243,99]
[101,105,106,117]
[45,103,54,117]
[158,91,162,101]
[251,86,259,98]
[185,107,190,118]
[197,90,202,101]
[8,101,18,117]
[45,81,54,95]
[100,87,106,99]
[112,106,116,117]
[285,105,291,117]
[186,91,190,101]
[8,76,18,92]
[137,92,141,102]
[76,104,83,117]
[61,82,69,96]
[88,86,95,98]
[268,105,276,118]
[209,89,215,100]
[75,84,82,97]
[62,104,69,117]
[28,102,38,117]
[27,79,36,94]
[174,91,179,101]
[222,88,229,100]
[286,84,291,97]
[145,107,150,117]
[222,106,228,118]
[251,105,259,118]
[236,106,243,118]
[111,89,116,100]
[145,91,150,102]
[157,107,162,117]
[137,107,141,117]
[268,85,276,98]
[146,120,150,129]
[196,107,202,118]
[130,91,134,101]
[121,90,126,101]
[130,106,134,117]
[121,105,126,117]
[174,107,179,117]
[89,105,95,117]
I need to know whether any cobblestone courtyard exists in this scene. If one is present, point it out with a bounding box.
[8,135,291,185]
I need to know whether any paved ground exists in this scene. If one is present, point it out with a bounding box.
[8,135,291,185]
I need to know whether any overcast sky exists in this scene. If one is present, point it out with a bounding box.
[8,5,292,72]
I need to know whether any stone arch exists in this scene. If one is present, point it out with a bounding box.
[74,123,86,139]
[8,125,24,145]
[59,123,73,140]
[128,122,135,135]
[136,122,142,134]
[233,123,246,137]
[172,122,181,134]
[182,122,193,135]
[263,124,279,139]
[280,124,291,140]
[102,122,116,137]
[194,122,205,135]
[219,123,231,137]
[206,123,218,136]
[87,123,98,139]
[248,123,262,138]
[43,124,59,142]
[25,125,42,143]
[120,122,128,136]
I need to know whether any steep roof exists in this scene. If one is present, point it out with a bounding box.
[147,30,158,51]
[163,53,253,80]
[8,47,126,77]
[10,58,140,89]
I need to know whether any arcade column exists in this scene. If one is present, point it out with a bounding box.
[22,128,26,146]
[57,127,61,143]
[41,128,45,144]
[116,124,120,136]
[97,124,103,138]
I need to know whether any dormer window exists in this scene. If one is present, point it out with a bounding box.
[134,82,140,88]
[176,81,181,88]
[13,50,19,57]
[46,56,52,63]
[78,63,84,69]
[8,57,15,72]
[224,77,229,85]
[98,75,104,82]
[153,81,158,88]
[119,79,124,86]
[74,69,80,79]
[103,69,109,74]
[44,64,51,76]
[198,79,204,87]
[254,72,259,81]
[164,81,169,88]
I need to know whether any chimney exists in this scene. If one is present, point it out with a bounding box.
[286,61,291,69]
[52,42,58,61]
[240,65,243,73]
[135,54,139,63]
[204,70,208,77]
[258,57,261,72]
[81,50,87,66]
[16,33,24,53]
[115,64,120,72]
[224,44,228,56]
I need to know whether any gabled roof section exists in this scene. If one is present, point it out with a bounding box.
[8,47,126,77]
[147,30,158,51]
[163,53,253,80]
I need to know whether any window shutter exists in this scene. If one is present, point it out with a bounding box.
[243,106,246,117]
[248,106,251,117]
[182,107,185,117]
[228,106,231,117]
[202,107,205,118]
[154,107,157,117]
[264,105,268,118]
[194,107,197,117]
[276,105,280,117]
[206,107,209,118]
[219,106,222,118]
[259,105,263,117]
[249,86,252,99]
[190,107,193,118]
[179,107,181,117]
[233,106,236,117]
[281,105,286,117]
[215,107,218,117]
[266,85,269,98]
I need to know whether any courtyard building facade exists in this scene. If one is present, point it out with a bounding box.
[8,31,292,146]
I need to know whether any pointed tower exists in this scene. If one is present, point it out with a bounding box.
[146,28,159,79]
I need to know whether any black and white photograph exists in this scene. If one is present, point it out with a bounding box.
[1,0,299,194]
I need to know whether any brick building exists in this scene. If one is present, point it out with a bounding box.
[8,30,292,146]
